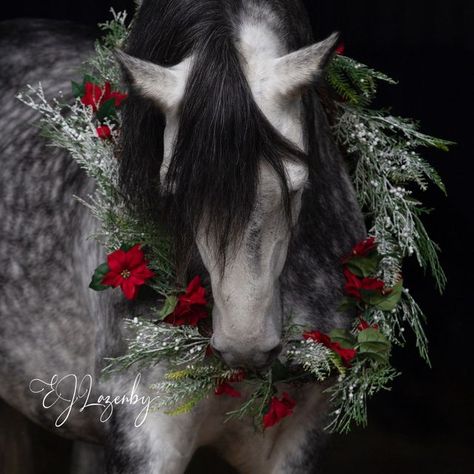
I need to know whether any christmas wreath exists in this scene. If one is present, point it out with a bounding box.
[19,9,452,433]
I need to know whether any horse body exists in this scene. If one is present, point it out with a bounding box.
[0,19,106,443]
[0,1,365,472]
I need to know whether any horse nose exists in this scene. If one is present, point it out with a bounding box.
[211,342,282,370]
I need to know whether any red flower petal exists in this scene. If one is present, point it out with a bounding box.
[186,276,201,293]
[107,248,128,273]
[102,82,112,103]
[360,277,385,293]
[343,267,385,299]
[263,411,278,428]
[110,90,128,107]
[343,267,363,299]
[335,42,345,55]
[357,319,370,331]
[164,276,208,326]
[131,264,155,282]
[165,306,208,327]
[101,81,127,107]
[96,125,111,140]
[214,382,241,398]
[330,342,357,366]
[125,244,146,269]
[352,237,377,256]
[101,271,122,288]
[81,82,103,112]
[357,319,379,331]
[181,276,207,306]
[121,278,138,300]
[342,237,378,263]
[263,393,296,429]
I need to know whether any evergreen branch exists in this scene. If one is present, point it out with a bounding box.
[326,362,399,433]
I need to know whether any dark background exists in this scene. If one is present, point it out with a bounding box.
[1,1,472,473]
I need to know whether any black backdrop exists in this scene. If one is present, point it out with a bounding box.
[1,1,472,473]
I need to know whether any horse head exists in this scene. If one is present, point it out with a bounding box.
[117,28,339,370]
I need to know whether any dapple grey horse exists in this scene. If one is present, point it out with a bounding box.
[0,0,365,472]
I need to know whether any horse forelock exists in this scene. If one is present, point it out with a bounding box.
[119,0,319,273]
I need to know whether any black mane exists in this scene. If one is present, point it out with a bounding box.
[119,0,330,273]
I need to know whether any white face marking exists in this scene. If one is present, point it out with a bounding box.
[118,17,338,369]
[199,20,309,369]
[238,22,306,152]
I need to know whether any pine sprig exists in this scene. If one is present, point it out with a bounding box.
[150,363,246,415]
[103,318,209,374]
[224,371,274,428]
[326,361,399,433]
[334,103,448,292]
[285,340,335,380]
[82,8,130,86]
[327,55,397,106]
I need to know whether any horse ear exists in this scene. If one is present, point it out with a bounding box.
[115,50,185,112]
[271,32,340,97]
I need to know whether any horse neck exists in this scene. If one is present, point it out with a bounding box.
[281,95,366,331]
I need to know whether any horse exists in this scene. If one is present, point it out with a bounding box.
[0,0,366,472]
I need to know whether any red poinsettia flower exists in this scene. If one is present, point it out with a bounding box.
[102,81,128,107]
[81,82,103,111]
[342,237,378,263]
[81,81,127,112]
[214,382,241,398]
[343,267,385,300]
[335,41,345,55]
[101,244,155,300]
[332,344,358,365]
[164,276,209,326]
[263,392,296,429]
[352,237,377,257]
[304,330,357,366]
[357,319,379,331]
[96,125,111,140]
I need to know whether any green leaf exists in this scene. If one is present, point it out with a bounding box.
[339,296,358,312]
[89,262,110,291]
[329,329,355,349]
[346,255,381,278]
[357,328,391,363]
[360,289,385,306]
[96,98,116,121]
[157,295,178,321]
[374,280,404,311]
[71,81,84,98]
